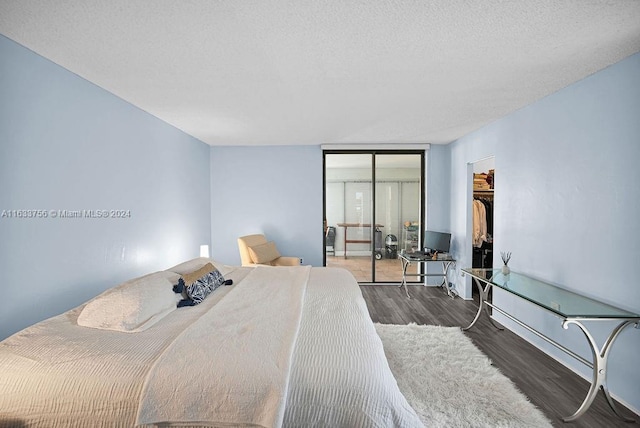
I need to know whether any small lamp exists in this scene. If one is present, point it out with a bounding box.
[200,244,210,258]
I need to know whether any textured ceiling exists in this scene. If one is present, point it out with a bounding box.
[1,1,639,146]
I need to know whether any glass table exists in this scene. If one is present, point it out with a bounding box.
[398,253,456,299]
[462,268,640,422]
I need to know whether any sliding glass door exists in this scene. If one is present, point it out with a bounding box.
[374,154,422,281]
[324,151,424,284]
[325,154,374,282]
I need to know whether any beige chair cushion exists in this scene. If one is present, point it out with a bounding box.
[248,241,281,264]
[238,234,268,266]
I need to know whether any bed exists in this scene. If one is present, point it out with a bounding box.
[0,257,423,427]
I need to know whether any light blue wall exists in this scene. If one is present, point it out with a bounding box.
[425,144,451,232]
[210,145,323,267]
[424,145,453,285]
[0,35,211,340]
[448,52,640,412]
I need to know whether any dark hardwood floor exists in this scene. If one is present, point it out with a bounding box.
[360,284,639,428]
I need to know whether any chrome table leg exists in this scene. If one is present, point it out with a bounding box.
[463,277,503,331]
[441,260,456,298]
[561,320,636,423]
[398,257,411,299]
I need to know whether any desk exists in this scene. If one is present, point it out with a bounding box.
[462,268,639,422]
[336,223,382,259]
[398,253,456,299]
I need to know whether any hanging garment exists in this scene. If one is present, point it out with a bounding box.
[482,199,493,236]
[472,199,487,248]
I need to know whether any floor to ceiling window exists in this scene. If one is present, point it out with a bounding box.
[323,150,424,284]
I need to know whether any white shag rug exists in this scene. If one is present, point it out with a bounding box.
[375,323,553,428]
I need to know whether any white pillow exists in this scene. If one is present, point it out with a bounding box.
[167,257,234,276]
[77,271,181,332]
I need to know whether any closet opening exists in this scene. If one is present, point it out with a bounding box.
[472,157,495,288]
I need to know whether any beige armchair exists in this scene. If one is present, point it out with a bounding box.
[237,234,300,266]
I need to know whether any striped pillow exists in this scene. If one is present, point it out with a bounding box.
[173,263,226,306]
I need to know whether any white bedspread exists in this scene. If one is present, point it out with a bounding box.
[0,265,422,428]
[136,265,311,427]
[283,268,424,427]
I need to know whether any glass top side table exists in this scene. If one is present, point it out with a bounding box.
[462,267,639,422]
[399,252,456,299]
